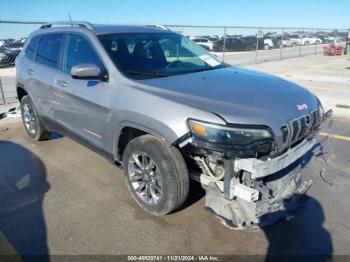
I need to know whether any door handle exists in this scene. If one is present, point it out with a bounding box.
[57,80,68,87]
[27,69,34,75]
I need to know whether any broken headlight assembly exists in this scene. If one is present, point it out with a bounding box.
[188,119,275,155]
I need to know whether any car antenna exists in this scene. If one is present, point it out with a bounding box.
[68,12,73,25]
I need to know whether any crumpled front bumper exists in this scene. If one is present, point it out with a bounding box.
[206,174,312,230]
[203,138,316,230]
[234,138,316,179]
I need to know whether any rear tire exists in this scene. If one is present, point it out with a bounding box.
[123,135,189,216]
[20,95,49,141]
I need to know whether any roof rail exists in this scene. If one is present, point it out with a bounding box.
[144,24,170,31]
[40,21,94,30]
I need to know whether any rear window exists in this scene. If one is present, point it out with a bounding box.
[36,34,63,68]
[25,36,40,60]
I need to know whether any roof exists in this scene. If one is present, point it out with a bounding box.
[93,24,171,35]
[38,21,173,35]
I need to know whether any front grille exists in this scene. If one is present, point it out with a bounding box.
[281,109,321,146]
[311,110,318,126]
[290,120,299,141]
[298,116,308,139]
[281,126,289,144]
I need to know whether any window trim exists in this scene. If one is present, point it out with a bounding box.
[61,32,108,80]
[25,35,41,61]
[35,32,65,70]
[29,31,108,81]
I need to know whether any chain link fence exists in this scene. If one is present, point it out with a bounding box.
[166,25,348,65]
[0,21,45,105]
[0,20,348,105]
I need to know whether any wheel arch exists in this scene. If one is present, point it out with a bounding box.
[113,120,182,163]
[16,83,28,102]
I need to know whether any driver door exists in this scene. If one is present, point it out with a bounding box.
[54,33,109,148]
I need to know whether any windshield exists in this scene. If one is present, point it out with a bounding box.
[98,33,225,79]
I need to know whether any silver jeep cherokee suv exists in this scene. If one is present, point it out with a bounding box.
[16,21,325,229]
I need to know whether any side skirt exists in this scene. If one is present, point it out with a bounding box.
[42,116,120,167]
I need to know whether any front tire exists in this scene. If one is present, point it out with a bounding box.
[20,95,49,141]
[123,135,189,215]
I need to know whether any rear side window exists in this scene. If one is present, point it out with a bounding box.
[63,34,104,74]
[36,34,63,69]
[25,36,40,60]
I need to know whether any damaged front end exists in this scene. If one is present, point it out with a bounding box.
[203,138,314,230]
[178,111,323,230]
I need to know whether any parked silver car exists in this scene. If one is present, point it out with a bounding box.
[16,21,325,229]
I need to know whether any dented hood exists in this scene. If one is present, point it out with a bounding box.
[137,67,320,131]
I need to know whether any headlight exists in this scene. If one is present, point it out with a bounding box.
[188,119,273,146]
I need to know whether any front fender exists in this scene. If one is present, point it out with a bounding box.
[109,111,187,161]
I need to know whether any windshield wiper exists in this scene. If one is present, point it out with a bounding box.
[192,65,225,73]
[126,71,171,78]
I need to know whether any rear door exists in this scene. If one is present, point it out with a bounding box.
[53,33,109,148]
[28,33,64,117]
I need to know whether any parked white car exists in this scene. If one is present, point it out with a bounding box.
[285,35,302,47]
[281,38,294,47]
[301,35,322,45]
[263,38,274,49]
[192,38,214,51]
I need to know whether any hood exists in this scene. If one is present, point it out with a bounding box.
[136,67,320,132]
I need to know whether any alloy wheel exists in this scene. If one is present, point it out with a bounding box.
[22,103,37,135]
[127,151,163,206]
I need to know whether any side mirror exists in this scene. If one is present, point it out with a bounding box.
[71,64,108,81]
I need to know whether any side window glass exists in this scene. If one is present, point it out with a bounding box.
[36,34,63,68]
[25,36,40,60]
[63,34,104,74]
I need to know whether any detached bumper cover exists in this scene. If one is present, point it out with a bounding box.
[206,174,312,229]
[203,138,316,229]
[234,138,316,179]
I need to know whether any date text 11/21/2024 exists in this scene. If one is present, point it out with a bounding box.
[127,255,220,261]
